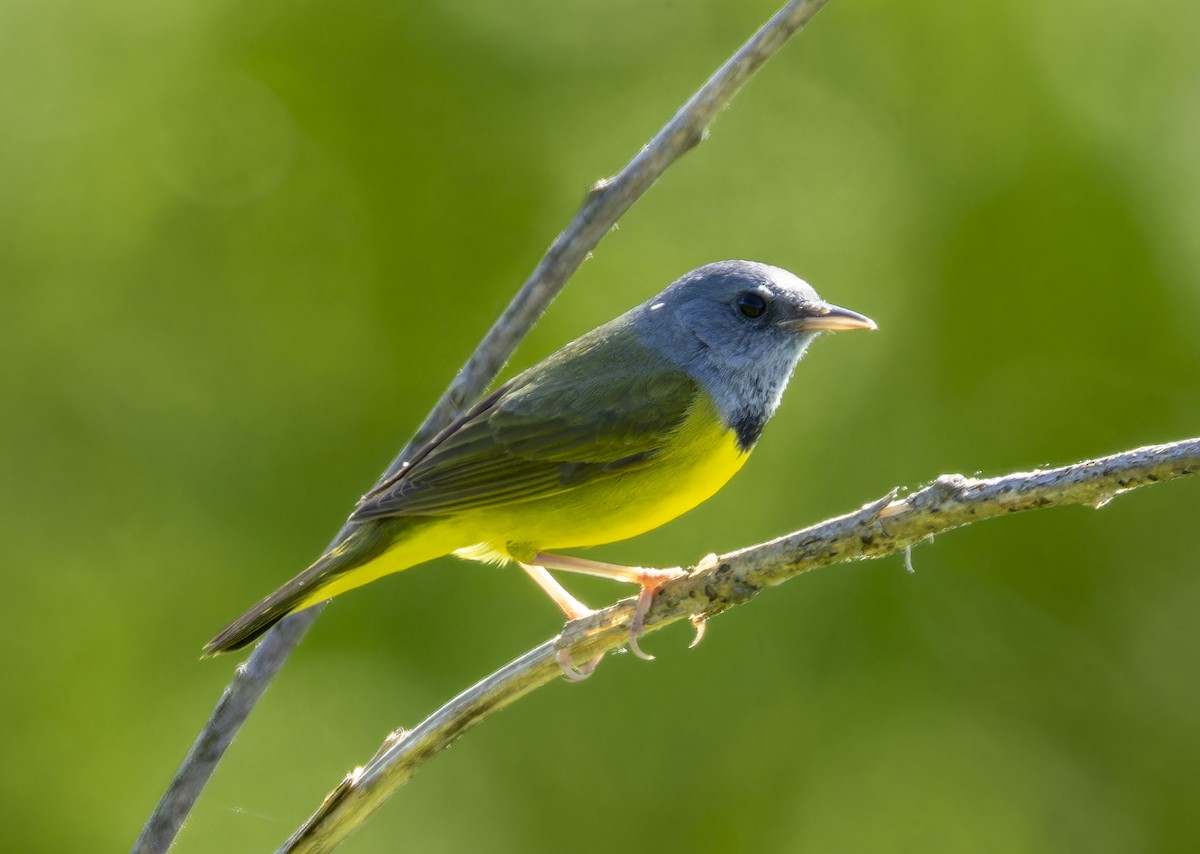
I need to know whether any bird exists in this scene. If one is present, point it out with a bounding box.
[204,260,875,673]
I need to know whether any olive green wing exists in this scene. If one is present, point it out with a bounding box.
[352,334,700,520]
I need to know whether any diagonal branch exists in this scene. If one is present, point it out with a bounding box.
[280,437,1200,853]
[133,2,833,851]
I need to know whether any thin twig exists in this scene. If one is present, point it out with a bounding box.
[133,1,832,851]
[280,437,1200,853]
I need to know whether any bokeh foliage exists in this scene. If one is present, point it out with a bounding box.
[3,0,1198,851]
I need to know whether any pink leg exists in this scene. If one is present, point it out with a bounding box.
[532,552,687,661]
[517,562,602,680]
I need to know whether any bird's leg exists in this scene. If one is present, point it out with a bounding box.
[532,552,687,661]
[517,562,602,681]
[517,561,595,620]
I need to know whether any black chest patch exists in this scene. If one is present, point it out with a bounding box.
[731,408,768,452]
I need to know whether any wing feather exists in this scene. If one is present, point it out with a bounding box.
[352,327,699,520]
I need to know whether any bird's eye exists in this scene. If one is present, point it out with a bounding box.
[736,291,768,319]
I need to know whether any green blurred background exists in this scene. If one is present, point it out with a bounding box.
[4,0,1199,850]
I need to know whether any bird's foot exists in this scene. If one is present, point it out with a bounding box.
[555,648,603,681]
[626,567,688,660]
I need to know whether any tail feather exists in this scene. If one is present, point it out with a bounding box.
[202,520,402,657]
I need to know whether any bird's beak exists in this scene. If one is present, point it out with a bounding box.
[786,302,877,333]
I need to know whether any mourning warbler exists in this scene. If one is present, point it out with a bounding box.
[204,260,875,659]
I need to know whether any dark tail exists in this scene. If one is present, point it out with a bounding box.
[202,519,404,657]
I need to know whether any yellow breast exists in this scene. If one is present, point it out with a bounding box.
[456,391,749,559]
[297,393,747,608]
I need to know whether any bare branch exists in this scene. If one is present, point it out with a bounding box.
[280,437,1200,853]
[133,2,833,851]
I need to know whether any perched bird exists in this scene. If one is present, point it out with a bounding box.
[204,261,875,672]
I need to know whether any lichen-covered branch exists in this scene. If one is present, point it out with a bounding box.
[279,437,1200,854]
[133,2,833,851]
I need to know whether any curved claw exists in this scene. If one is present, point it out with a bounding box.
[627,567,689,661]
[688,613,708,648]
[556,648,602,681]
[628,636,653,661]
[628,585,658,661]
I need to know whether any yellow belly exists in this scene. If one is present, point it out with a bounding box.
[455,392,748,560]
[299,393,747,607]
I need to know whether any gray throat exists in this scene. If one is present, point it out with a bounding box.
[638,314,817,452]
[696,336,813,451]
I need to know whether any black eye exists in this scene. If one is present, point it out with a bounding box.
[736,291,768,319]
